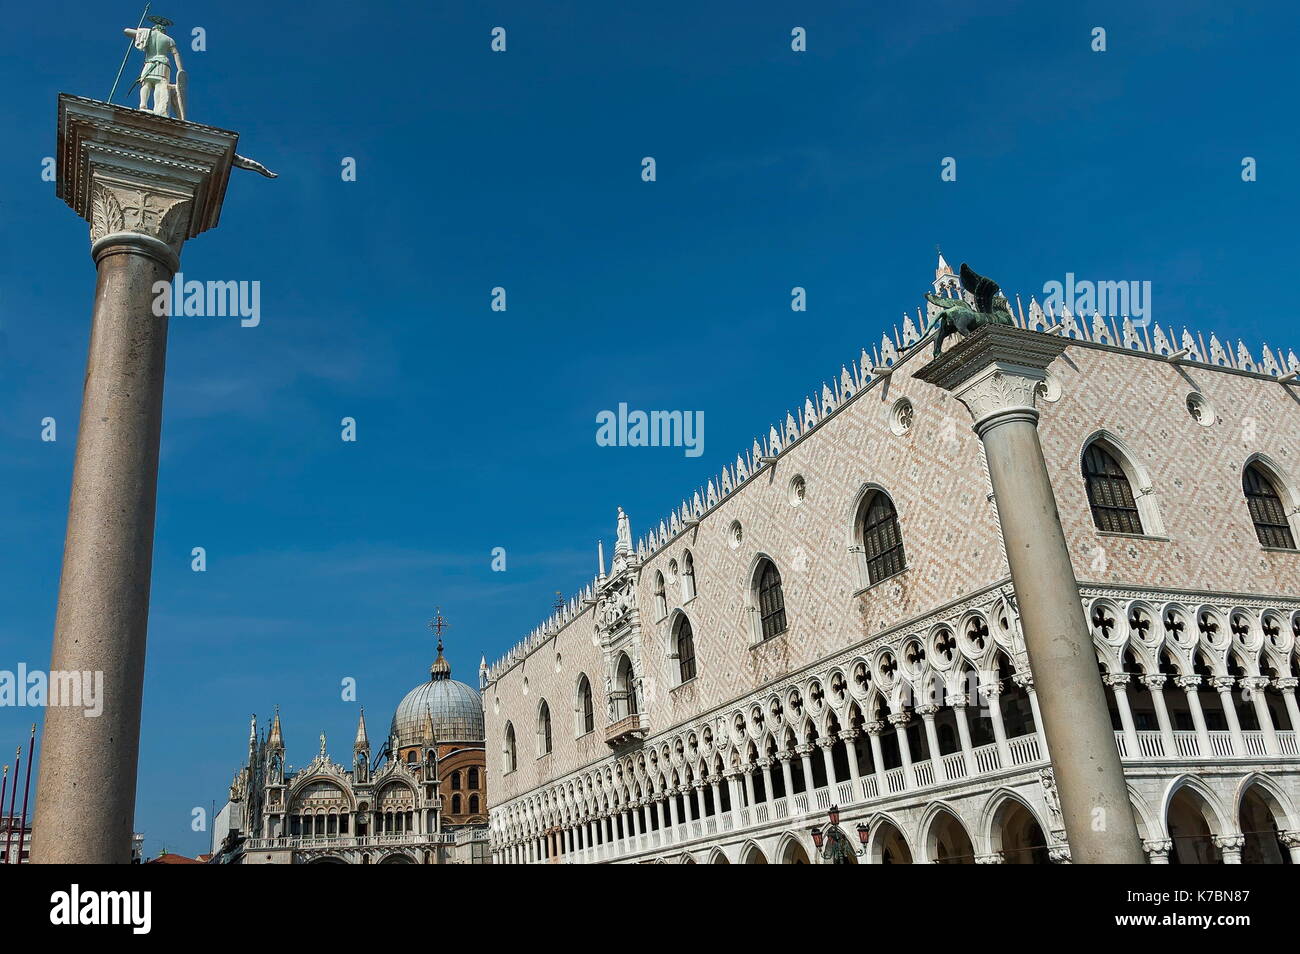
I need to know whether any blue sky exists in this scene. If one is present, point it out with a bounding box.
[1,0,1297,857]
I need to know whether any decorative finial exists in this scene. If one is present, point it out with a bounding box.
[428,609,453,680]
[554,590,564,612]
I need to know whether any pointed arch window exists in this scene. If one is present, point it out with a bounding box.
[756,560,788,641]
[676,617,697,683]
[861,491,906,584]
[682,551,697,601]
[577,673,594,736]
[1082,444,1144,534]
[653,572,667,619]
[1243,463,1296,549]
[615,653,638,717]
[537,700,553,756]
[503,723,517,774]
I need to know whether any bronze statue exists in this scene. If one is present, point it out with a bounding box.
[924,263,1014,357]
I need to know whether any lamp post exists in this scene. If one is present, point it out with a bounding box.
[811,806,869,863]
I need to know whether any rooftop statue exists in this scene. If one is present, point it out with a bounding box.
[924,263,1014,358]
[123,16,186,118]
[110,9,277,178]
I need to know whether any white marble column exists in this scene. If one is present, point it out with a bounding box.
[917,705,946,779]
[1104,673,1141,758]
[840,729,862,784]
[1212,676,1246,755]
[888,713,914,789]
[1242,676,1279,754]
[1141,675,1178,757]
[1175,675,1212,754]
[915,326,1144,863]
[951,699,978,776]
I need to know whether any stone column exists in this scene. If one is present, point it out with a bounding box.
[982,683,1012,765]
[1104,673,1141,758]
[667,789,680,830]
[865,721,887,790]
[777,752,796,802]
[1142,675,1177,757]
[1242,677,1279,754]
[1214,834,1244,864]
[1274,678,1300,734]
[950,699,978,776]
[917,705,946,779]
[888,713,914,788]
[742,764,758,807]
[34,96,241,864]
[817,738,838,788]
[1176,675,1212,754]
[840,729,862,784]
[915,325,1145,863]
[757,758,774,804]
[1212,677,1246,755]
[1143,839,1172,864]
[1279,831,1300,865]
[708,775,724,816]
[795,745,816,794]
[1014,671,1050,759]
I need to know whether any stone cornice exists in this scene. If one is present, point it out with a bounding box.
[56,94,239,252]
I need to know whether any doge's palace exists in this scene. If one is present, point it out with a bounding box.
[483,255,1300,864]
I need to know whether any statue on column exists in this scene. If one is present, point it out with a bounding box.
[123,16,186,118]
[924,263,1014,357]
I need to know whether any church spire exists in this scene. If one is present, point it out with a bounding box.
[268,706,283,747]
[354,707,369,748]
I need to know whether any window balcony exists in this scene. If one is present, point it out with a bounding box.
[605,713,647,747]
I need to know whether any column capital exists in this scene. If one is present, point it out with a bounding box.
[1142,838,1173,858]
[794,744,816,758]
[1211,675,1237,692]
[886,712,912,728]
[974,852,1004,864]
[1213,834,1245,857]
[913,325,1067,436]
[864,720,887,736]
[916,704,941,718]
[1102,672,1130,690]
[839,728,862,743]
[815,738,837,750]
[1174,675,1202,691]
[1274,677,1300,692]
[57,94,240,258]
[1240,675,1271,692]
[1139,674,1168,691]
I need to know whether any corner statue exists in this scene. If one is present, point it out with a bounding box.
[924,263,1014,357]
[123,16,186,119]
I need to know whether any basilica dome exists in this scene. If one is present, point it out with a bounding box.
[389,639,485,747]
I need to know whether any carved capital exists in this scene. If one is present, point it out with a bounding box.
[864,720,887,736]
[1174,675,1202,691]
[1142,838,1173,857]
[916,704,941,718]
[1140,674,1168,691]
[913,325,1068,436]
[1274,677,1300,692]
[1102,672,1130,690]
[90,180,192,252]
[1211,676,1237,692]
[886,712,911,728]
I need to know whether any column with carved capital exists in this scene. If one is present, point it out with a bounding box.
[915,325,1144,863]
[33,96,241,864]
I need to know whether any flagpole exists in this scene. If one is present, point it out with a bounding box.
[108,2,151,104]
[16,726,35,865]
[0,765,8,863]
[2,748,17,864]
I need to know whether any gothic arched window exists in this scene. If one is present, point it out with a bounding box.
[1243,463,1296,549]
[503,722,517,774]
[861,491,905,584]
[676,617,697,683]
[755,559,788,641]
[682,551,697,601]
[616,653,638,717]
[577,674,594,735]
[1082,443,1144,534]
[653,572,667,619]
[537,700,553,756]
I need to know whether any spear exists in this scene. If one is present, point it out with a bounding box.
[16,726,35,865]
[2,748,17,864]
[108,2,151,104]
[0,765,8,863]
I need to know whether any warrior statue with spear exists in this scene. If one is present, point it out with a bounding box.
[122,14,186,118]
